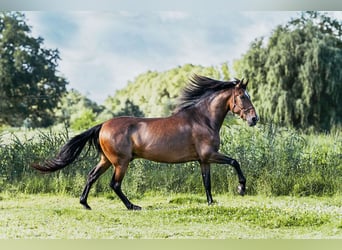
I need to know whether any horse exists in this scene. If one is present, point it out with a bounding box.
[32,75,258,210]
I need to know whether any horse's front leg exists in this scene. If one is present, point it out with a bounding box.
[200,162,213,205]
[208,152,246,196]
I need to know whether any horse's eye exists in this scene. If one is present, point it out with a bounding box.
[240,95,245,100]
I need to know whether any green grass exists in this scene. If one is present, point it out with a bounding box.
[0,193,341,239]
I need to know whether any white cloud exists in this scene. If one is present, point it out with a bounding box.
[24,11,320,104]
[158,11,189,22]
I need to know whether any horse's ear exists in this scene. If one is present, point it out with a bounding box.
[244,79,249,88]
[236,78,247,89]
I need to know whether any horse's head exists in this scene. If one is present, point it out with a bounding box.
[230,79,259,126]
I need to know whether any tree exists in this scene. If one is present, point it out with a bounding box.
[236,11,342,131]
[105,64,230,117]
[70,109,97,131]
[115,99,144,117]
[0,12,68,127]
[55,89,104,128]
[221,62,231,80]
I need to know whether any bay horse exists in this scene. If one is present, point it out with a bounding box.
[32,75,258,210]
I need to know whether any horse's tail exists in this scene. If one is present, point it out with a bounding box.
[32,124,103,173]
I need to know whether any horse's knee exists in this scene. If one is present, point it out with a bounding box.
[230,159,240,168]
[110,180,121,191]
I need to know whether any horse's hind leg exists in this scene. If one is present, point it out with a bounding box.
[110,161,141,210]
[80,155,111,210]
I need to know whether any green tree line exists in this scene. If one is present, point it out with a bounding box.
[104,64,228,118]
[1,11,341,131]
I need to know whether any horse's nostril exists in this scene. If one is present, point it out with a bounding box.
[248,116,258,126]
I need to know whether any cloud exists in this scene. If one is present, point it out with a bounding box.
[24,11,305,104]
[158,11,190,22]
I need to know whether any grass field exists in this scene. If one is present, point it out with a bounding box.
[0,193,341,239]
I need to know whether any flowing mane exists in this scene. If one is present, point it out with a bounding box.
[174,75,240,113]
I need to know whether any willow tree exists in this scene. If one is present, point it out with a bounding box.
[236,12,342,131]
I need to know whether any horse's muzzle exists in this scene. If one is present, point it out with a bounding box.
[247,114,259,126]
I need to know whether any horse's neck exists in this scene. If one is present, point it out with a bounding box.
[194,91,231,131]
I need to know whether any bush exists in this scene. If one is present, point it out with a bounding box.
[0,123,341,197]
[219,122,342,196]
[70,109,97,131]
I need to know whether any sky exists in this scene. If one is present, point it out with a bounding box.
[23,11,342,104]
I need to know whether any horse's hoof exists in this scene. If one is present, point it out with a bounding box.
[237,184,245,196]
[133,205,142,210]
[128,204,142,210]
[80,201,92,210]
[208,201,215,206]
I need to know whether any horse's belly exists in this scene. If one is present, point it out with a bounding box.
[130,118,199,163]
[134,140,198,163]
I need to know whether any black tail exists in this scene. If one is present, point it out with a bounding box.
[32,124,103,173]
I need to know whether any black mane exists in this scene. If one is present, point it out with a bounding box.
[174,75,239,113]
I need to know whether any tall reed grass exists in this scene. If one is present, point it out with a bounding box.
[0,123,341,197]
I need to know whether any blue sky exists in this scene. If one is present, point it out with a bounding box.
[23,11,342,104]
